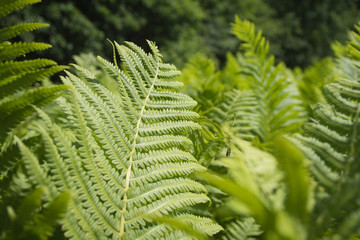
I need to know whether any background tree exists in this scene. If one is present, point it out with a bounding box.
[2,0,360,68]
[264,0,360,68]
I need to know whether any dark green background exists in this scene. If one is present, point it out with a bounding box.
[4,0,360,68]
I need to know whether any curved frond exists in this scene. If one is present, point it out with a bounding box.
[221,218,262,240]
[0,0,41,18]
[211,89,258,141]
[0,42,51,61]
[294,23,360,238]
[0,0,67,144]
[214,17,306,148]
[0,23,49,42]
[23,41,221,239]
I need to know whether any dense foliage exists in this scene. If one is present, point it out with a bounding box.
[2,0,360,68]
[1,0,360,239]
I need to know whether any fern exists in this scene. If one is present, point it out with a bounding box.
[292,24,360,239]
[0,0,69,239]
[177,54,224,113]
[210,89,258,141]
[0,0,67,145]
[221,218,262,240]
[0,0,41,18]
[198,133,310,239]
[15,40,222,239]
[211,17,305,149]
[1,184,70,240]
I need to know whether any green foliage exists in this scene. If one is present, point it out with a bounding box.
[211,90,258,141]
[264,0,360,68]
[0,0,67,145]
[1,185,70,240]
[198,135,310,239]
[178,54,224,113]
[221,218,262,240]
[181,17,360,240]
[0,0,41,18]
[210,17,305,149]
[292,24,360,239]
[0,1,69,239]
[13,40,222,239]
[6,0,358,68]
[2,0,360,239]
[294,57,335,111]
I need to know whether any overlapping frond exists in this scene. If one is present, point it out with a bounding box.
[19,41,221,239]
[198,135,310,239]
[211,89,258,141]
[0,0,41,18]
[225,17,305,147]
[0,1,68,238]
[0,23,49,42]
[221,218,262,240]
[293,24,360,239]
[0,0,67,145]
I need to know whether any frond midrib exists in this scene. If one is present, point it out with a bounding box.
[118,55,160,239]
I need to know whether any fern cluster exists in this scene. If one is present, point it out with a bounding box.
[2,1,360,239]
[178,17,360,239]
[292,25,360,239]
[0,0,69,239]
[18,40,221,239]
[207,17,306,149]
[0,0,67,146]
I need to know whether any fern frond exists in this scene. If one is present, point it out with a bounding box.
[0,59,57,79]
[0,0,41,18]
[200,134,310,239]
[0,1,70,238]
[0,65,67,98]
[0,42,51,61]
[294,23,360,238]
[14,136,49,185]
[217,17,306,148]
[221,218,262,240]
[148,214,222,239]
[0,23,49,42]
[22,41,221,239]
[231,18,269,62]
[176,54,224,113]
[0,0,67,144]
[0,85,68,142]
[211,89,258,141]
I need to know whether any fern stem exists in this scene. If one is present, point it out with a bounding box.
[118,60,160,239]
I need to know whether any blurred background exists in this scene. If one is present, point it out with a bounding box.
[3,0,360,69]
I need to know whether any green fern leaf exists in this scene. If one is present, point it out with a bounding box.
[0,0,67,145]
[0,42,51,61]
[221,218,262,240]
[0,85,68,142]
[0,59,57,79]
[0,65,67,98]
[0,1,69,238]
[0,23,49,42]
[21,41,221,239]
[0,0,41,18]
[294,24,360,239]
[213,17,305,148]
[211,89,258,141]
